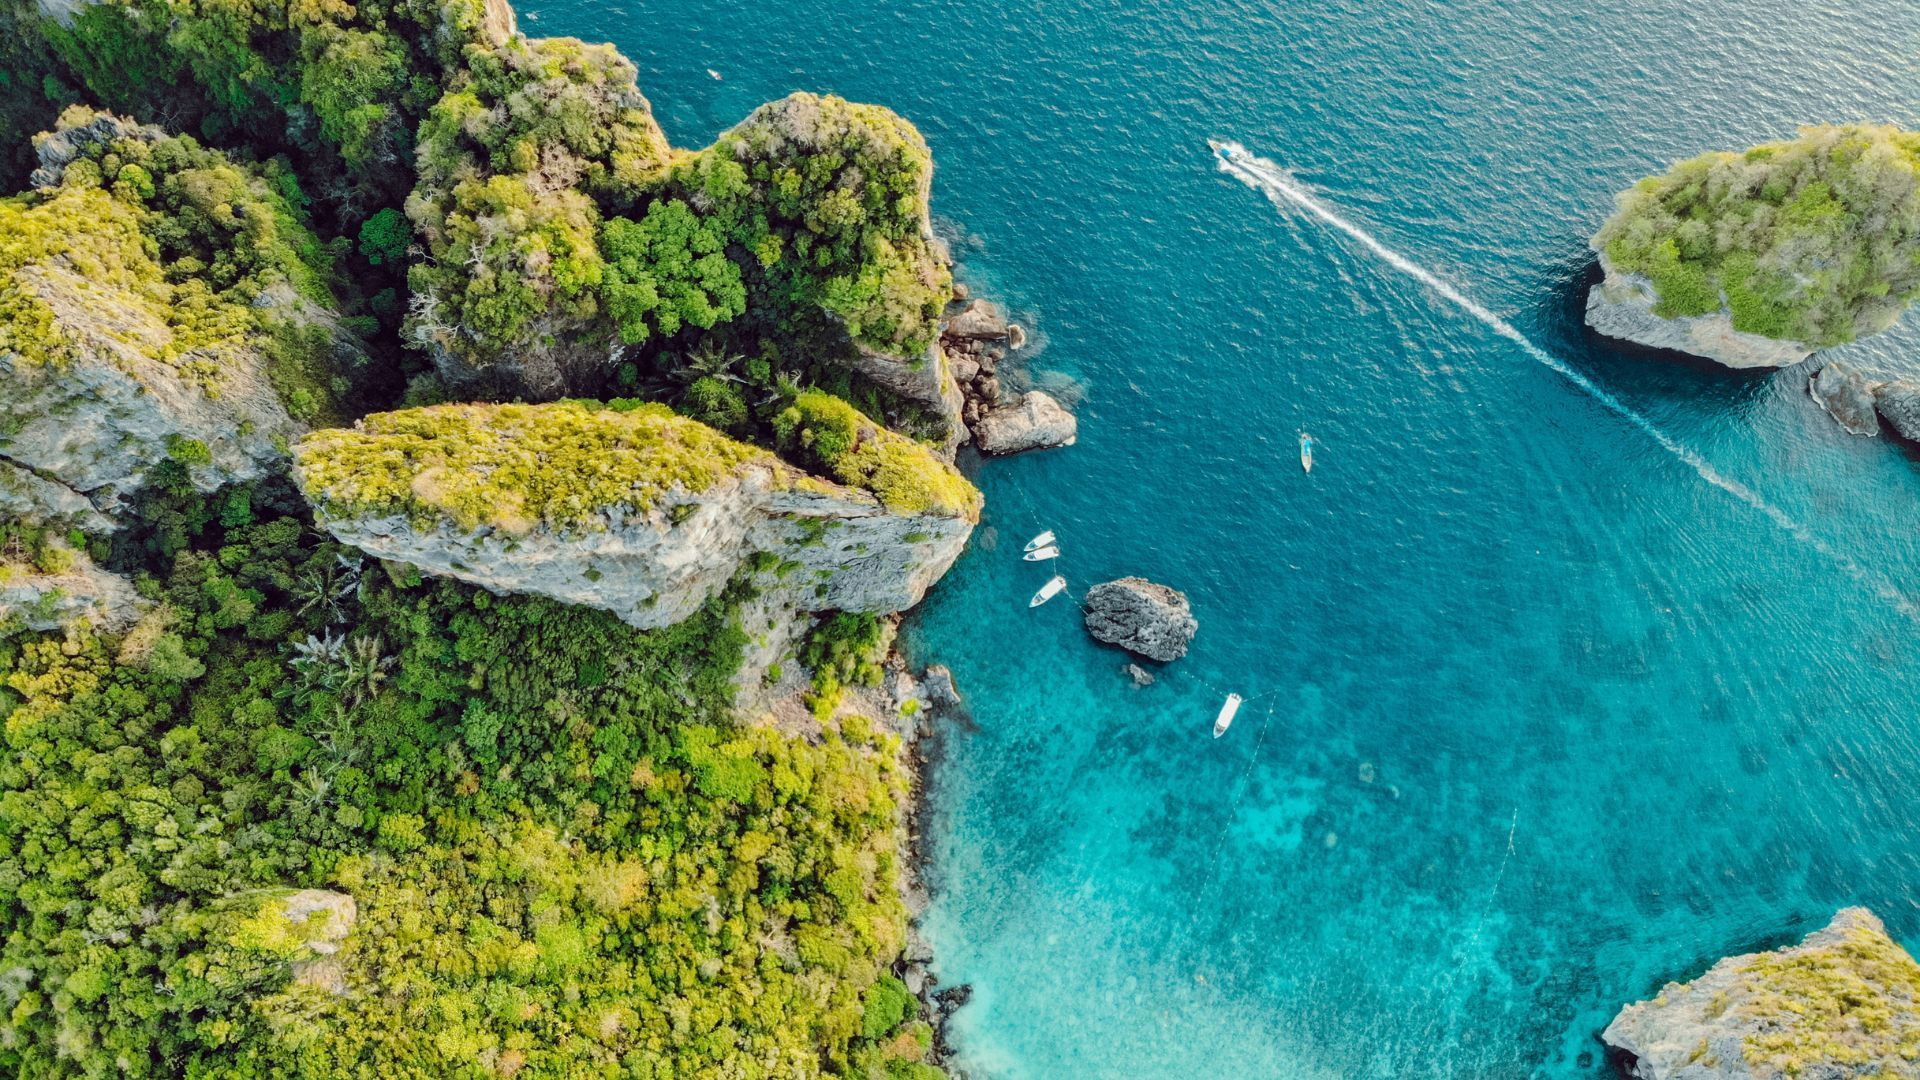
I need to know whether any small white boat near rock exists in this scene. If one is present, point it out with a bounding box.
[1024,529,1057,552]
[1030,575,1068,608]
[1213,693,1242,738]
[1023,545,1061,562]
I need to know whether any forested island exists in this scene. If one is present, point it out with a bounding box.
[0,0,1033,1072]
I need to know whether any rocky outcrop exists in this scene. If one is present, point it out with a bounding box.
[294,402,977,632]
[279,889,358,994]
[1801,362,1920,441]
[0,460,111,533]
[848,341,968,455]
[1604,907,1920,1079]
[1810,360,1882,436]
[0,553,145,634]
[973,390,1078,455]
[945,299,1009,342]
[1585,258,1814,369]
[28,110,156,189]
[1874,380,1920,442]
[1083,578,1197,662]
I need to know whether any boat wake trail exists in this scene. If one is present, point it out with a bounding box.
[1213,142,1919,621]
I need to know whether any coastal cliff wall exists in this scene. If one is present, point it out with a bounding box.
[293,401,978,631]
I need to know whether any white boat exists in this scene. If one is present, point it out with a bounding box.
[1029,575,1067,608]
[1300,432,1315,474]
[1213,693,1243,738]
[1024,529,1057,552]
[1023,545,1061,562]
[707,68,723,80]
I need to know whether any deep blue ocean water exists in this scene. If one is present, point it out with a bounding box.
[555,2,1920,1074]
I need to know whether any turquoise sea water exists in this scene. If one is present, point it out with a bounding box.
[557,1,1920,1074]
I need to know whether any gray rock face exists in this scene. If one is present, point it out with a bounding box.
[1873,380,1920,443]
[1810,360,1882,436]
[303,460,974,632]
[945,299,1009,341]
[275,889,358,995]
[1604,907,1920,1080]
[848,341,967,454]
[1585,259,1814,369]
[973,391,1078,456]
[1083,578,1197,662]
[0,553,146,634]
[0,460,112,533]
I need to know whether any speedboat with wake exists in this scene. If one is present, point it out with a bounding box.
[1030,575,1068,608]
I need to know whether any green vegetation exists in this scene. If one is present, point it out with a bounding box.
[404,35,670,376]
[1737,919,1920,1073]
[0,8,965,1076]
[0,107,347,413]
[295,401,771,534]
[775,391,980,519]
[0,481,935,1076]
[1595,124,1920,346]
[658,93,951,360]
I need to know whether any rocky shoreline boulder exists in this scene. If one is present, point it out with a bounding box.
[1809,360,1883,436]
[1585,257,1814,369]
[1083,577,1197,662]
[1604,907,1920,1079]
[973,391,1078,455]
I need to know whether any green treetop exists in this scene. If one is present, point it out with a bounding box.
[1594,123,1920,347]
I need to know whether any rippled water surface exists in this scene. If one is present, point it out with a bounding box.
[554,1,1920,1074]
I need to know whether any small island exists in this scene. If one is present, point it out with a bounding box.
[1588,124,1920,371]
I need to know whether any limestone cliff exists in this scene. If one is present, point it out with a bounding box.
[1604,907,1920,1079]
[1585,256,1815,369]
[293,401,978,631]
[1,108,353,524]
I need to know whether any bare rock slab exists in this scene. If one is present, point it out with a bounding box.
[1083,577,1197,662]
[973,391,1078,456]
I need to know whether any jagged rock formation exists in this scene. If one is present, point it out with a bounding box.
[294,401,978,631]
[1586,257,1814,369]
[1804,360,1920,441]
[1083,577,1197,662]
[1810,360,1883,436]
[1604,908,1920,1079]
[1875,381,1920,442]
[974,390,1078,455]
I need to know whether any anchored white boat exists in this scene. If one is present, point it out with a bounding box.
[1300,432,1315,474]
[1029,575,1068,608]
[1023,545,1061,562]
[1213,693,1243,738]
[1024,529,1057,552]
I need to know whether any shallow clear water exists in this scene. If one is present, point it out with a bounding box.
[555,1,1920,1074]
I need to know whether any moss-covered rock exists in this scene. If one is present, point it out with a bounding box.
[294,400,977,629]
[1605,907,1920,1079]
[0,108,358,521]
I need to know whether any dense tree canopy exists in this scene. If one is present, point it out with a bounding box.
[1595,123,1920,346]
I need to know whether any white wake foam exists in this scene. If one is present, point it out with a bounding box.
[1215,143,1917,619]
